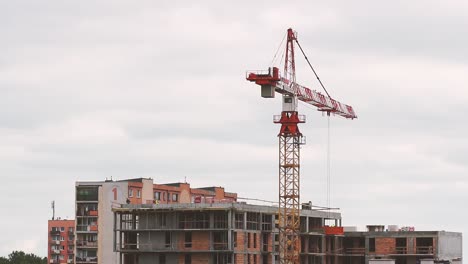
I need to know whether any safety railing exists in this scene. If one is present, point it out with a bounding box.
[345,247,365,254]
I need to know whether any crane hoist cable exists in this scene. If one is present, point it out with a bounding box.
[327,114,331,218]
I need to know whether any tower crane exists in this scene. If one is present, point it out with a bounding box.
[246,28,357,264]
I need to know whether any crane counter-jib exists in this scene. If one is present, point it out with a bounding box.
[246,67,357,119]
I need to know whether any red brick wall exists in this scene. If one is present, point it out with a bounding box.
[128,182,143,204]
[375,237,396,254]
[192,232,210,250]
[235,253,245,264]
[236,232,245,250]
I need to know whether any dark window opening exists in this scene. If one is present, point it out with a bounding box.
[159,254,166,264]
[185,254,191,264]
[369,238,375,252]
[164,232,171,248]
[185,232,192,248]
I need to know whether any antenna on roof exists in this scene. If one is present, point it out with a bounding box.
[51,200,55,220]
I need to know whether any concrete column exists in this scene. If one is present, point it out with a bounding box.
[210,212,214,229]
[228,210,232,250]
[113,212,116,251]
[408,237,414,254]
[243,212,247,230]
[365,236,370,264]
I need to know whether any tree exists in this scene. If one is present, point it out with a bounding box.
[0,256,9,264]
[0,251,46,264]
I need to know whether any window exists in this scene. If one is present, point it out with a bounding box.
[52,236,59,241]
[68,227,73,233]
[253,233,257,248]
[154,192,161,200]
[59,255,64,260]
[60,245,64,250]
[369,238,375,252]
[247,254,251,264]
[137,190,141,198]
[163,192,166,201]
[76,187,98,201]
[128,189,133,197]
[165,232,171,248]
[172,193,178,202]
[60,227,65,232]
[247,233,251,248]
[52,227,59,232]
[60,236,65,241]
[185,254,191,264]
[233,232,237,248]
[159,254,166,264]
[185,232,192,248]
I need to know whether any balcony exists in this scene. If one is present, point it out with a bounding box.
[76,224,98,233]
[50,230,61,236]
[50,249,61,255]
[49,260,59,264]
[213,242,229,250]
[89,210,98,216]
[346,247,366,255]
[76,240,98,248]
[416,246,434,254]
[75,256,98,263]
[68,250,74,255]
[394,247,408,254]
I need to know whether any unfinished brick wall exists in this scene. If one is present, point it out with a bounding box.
[234,253,245,264]
[192,231,210,250]
[236,232,246,250]
[376,237,396,254]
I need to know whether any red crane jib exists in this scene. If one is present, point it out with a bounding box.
[246,67,357,119]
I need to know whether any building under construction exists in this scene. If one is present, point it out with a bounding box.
[112,203,462,264]
[112,202,343,264]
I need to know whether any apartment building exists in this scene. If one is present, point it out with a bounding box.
[75,178,237,264]
[48,219,75,264]
[112,202,343,264]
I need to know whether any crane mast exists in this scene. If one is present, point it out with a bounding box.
[246,28,356,264]
[277,29,302,264]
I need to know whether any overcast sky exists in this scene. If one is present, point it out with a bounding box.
[1,0,467,258]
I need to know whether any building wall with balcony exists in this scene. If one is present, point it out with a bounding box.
[48,219,75,264]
